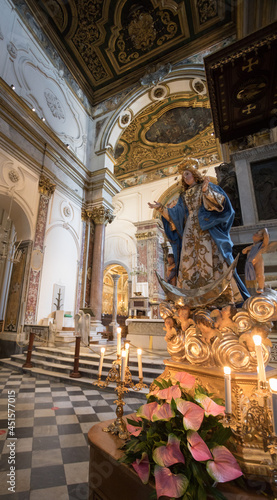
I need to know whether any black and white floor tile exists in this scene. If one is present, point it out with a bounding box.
[0,368,146,499]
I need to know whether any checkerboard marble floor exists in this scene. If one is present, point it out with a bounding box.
[0,368,147,499]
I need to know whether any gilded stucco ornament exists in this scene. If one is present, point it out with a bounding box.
[88,206,115,225]
[160,288,277,372]
[38,175,56,197]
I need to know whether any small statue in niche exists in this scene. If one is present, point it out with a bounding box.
[166,253,177,286]
[242,228,269,294]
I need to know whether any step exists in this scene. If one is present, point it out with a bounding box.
[0,358,150,394]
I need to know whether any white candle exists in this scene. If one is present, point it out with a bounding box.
[117,327,121,356]
[125,342,130,364]
[121,350,126,382]
[223,366,232,414]
[270,378,277,435]
[137,348,143,379]
[253,335,266,383]
[98,347,105,378]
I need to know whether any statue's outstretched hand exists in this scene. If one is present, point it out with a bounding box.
[148,201,161,210]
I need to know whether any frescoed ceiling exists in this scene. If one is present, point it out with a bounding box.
[114,92,220,188]
[21,0,236,104]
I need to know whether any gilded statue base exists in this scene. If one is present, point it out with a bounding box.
[156,359,277,481]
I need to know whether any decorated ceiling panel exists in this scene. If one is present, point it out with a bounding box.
[23,0,235,104]
[114,91,220,188]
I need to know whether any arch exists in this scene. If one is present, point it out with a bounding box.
[0,192,32,241]
[45,223,80,258]
[99,66,207,153]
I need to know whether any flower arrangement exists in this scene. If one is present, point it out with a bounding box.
[120,371,243,500]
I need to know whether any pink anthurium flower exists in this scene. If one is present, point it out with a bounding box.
[173,371,196,389]
[195,394,225,417]
[126,415,142,437]
[137,401,159,421]
[147,385,160,398]
[187,431,212,461]
[154,466,189,499]
[206,446,243,482]
[153,434,185,467]
[176,399,204,430]
[152,403,175,421]
[156,384,181,403]
[132,452,150,484]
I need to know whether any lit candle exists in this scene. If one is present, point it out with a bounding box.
[117,327,121,357]
[137,348,143,379]
[253,335,266,384]
[98,347,105,378]
[270,378,277,435]
[125,342,130,364]
[121,350,126,382]
[223,366,232,414]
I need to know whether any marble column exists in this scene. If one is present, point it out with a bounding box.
[109,274,120,337]
[88,205,114,336]
[25,175,56,324]
[76,210,91,312]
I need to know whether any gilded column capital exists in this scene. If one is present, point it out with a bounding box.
[88,206,115,225]
[39,174,56,198]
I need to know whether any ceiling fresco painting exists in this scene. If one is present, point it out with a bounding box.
[22,0,235,104]
[114,92,220,188]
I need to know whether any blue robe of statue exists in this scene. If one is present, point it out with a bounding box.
[162,183,249,302]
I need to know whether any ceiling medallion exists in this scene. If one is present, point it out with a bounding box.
[119,109,133,128]
[8,169,20,183]
[191,78,207,95]
[128,10,156,51]
[150,84,169,101]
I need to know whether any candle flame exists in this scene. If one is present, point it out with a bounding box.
[224,366,231,375]
[253,335,262,346]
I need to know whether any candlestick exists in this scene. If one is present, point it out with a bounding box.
[121,350,126,382]
[269,378,277,436]
[117,327,121,357]
[137,348,143,379]
[223,366,232,414]
[98,347,105,378]
[253,335,266,384]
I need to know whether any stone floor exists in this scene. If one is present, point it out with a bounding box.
[0,367,147,499]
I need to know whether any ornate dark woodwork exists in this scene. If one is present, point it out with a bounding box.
[205,21,277,143]
[215,162,242,226]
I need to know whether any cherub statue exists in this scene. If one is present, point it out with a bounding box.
[194,311,220,345]
[163,316,178,343]
[242,228,269,294]
[177,305,195,333]
[211,304,238,334]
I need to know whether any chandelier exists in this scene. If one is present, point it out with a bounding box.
[0,194,22,264]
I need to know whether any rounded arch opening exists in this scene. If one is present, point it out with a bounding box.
[102,263,129,320]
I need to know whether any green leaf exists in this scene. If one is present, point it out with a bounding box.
[153,379,164,389]
[206,484,228,500]
[197,484,207,500]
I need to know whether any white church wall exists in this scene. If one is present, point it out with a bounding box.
[37,189,82,322]
[0,0,90,165]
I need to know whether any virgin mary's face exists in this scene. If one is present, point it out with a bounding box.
[183,170,196,186]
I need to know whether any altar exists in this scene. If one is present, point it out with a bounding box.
[125,318,166,350]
